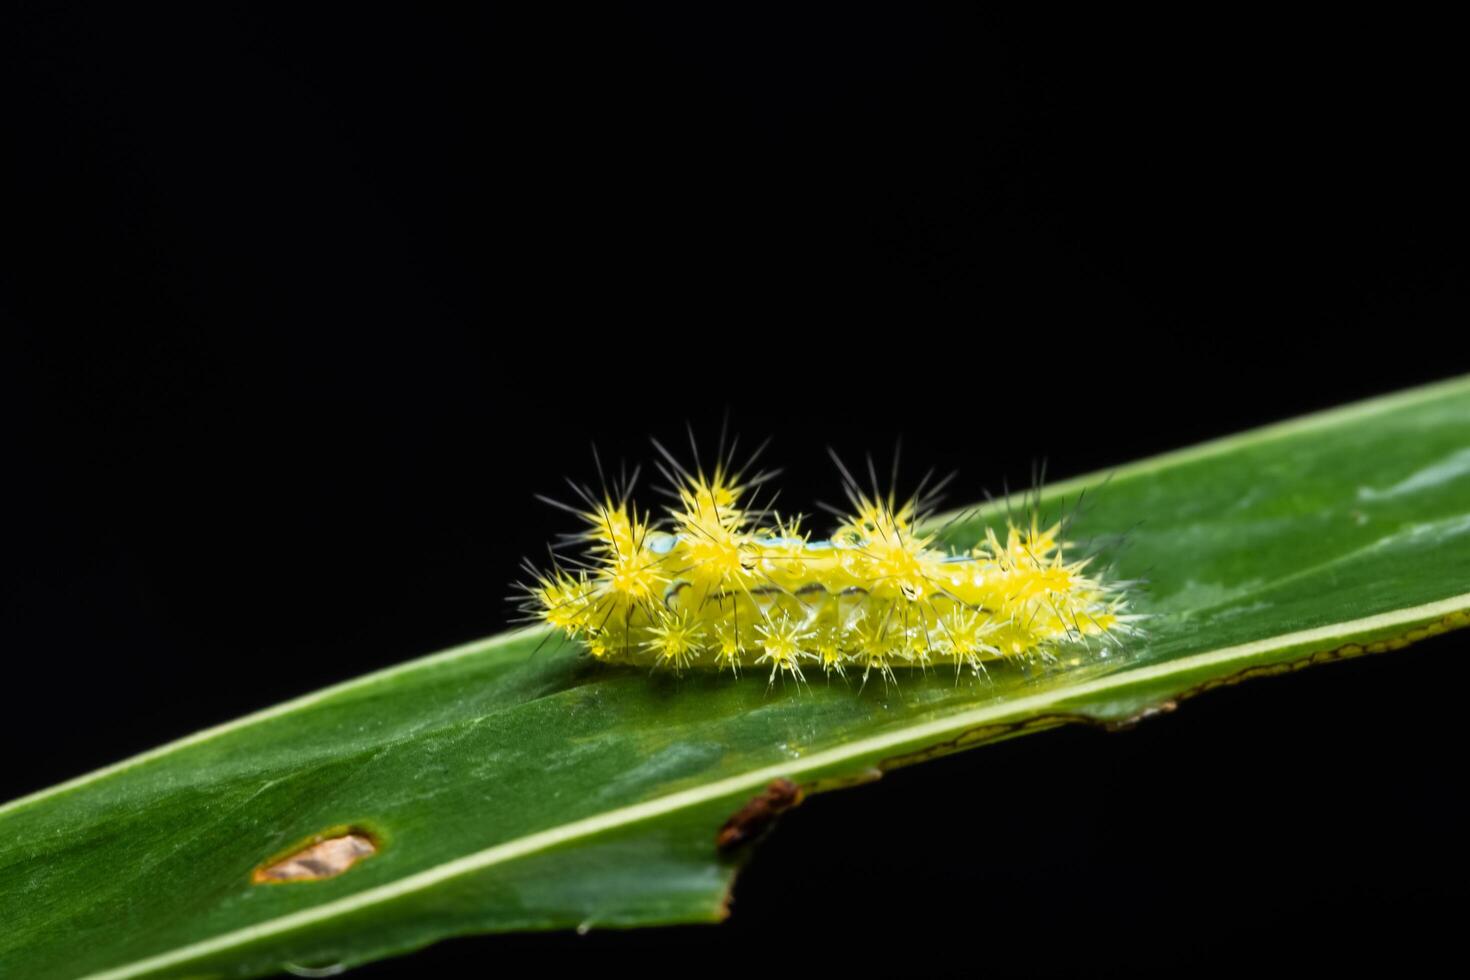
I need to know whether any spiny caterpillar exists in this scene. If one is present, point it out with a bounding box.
[523,439,1134,686]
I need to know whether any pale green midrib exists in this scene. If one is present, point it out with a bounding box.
[7,373,1467,821]
[926,372,1470,529]
[78,592,1470,980]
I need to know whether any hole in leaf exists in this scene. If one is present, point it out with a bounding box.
[252,829,378,884]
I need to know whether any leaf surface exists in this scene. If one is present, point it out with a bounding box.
[4,377,1469,979]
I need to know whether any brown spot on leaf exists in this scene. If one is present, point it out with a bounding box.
[717,778,804,851]
[1101,699,1177,732]
[252,831,378,884]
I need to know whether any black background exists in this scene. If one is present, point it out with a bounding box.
[4,5,1468,977]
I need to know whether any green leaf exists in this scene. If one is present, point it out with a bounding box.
[6,377,1470,980]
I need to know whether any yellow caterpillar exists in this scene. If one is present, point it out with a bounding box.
[526,447,1133,685]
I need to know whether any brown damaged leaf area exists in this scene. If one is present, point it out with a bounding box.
[716,778,804,851]
[252,831,378,884]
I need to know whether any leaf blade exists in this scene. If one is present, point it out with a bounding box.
[5,376,1470,979]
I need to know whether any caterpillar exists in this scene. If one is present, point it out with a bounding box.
[523,439,1134,686]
